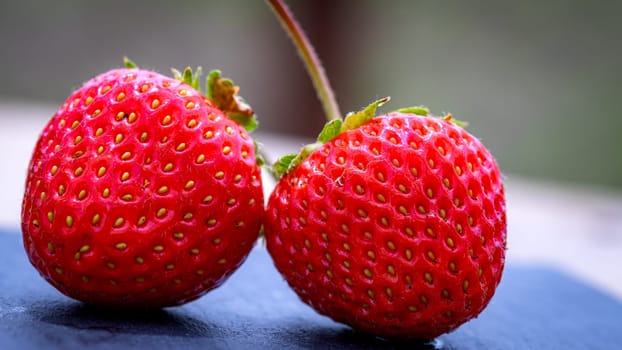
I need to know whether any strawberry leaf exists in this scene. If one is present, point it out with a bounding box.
[395,106,429,116]
[206,70,258,133]
[341,97,390,132]
[317,119,343,143]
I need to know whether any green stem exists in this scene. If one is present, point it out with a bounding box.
[266,0,342,122]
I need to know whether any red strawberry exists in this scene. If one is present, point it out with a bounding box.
[21,60,263,307]
[267,0,507,339]
[265,102,506,340]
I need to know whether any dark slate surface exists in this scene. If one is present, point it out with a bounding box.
[1,230,621,350]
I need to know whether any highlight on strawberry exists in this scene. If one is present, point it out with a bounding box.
[21,58,264,307]
[264,0,507,340]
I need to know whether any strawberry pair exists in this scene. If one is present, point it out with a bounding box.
[21,0,506,341]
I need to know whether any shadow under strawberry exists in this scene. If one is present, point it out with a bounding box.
[29,300,217,338]
[274,326,445,350]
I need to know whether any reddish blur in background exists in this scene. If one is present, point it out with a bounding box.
[1,0,621,189]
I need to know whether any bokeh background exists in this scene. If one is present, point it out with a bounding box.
[1,0,621,188]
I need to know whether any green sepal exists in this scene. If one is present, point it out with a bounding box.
[273,142,321,177]
[123,57,138,69]
[273,153,298,177]
[171,68,183,81]
[271,97,390,178]
[192,67,202,91]
[395,106,468,128]
[394,106,469,128]
[170,66,203,93]
[395,105,429,116]
[442,113,469,128]
[289,143,320,174]
[206,70,258,133]
[175,67,201,92]
[254,140,265,167]
[341,97,390,132]
[317,119,343,143]
[205,70,222,100]
[228,96,258,133]
[182,67,194,87]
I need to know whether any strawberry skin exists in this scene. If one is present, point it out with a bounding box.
[265,112,506,340]
[21,68,263,307]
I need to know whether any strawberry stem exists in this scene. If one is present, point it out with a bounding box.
[266,0,342,122]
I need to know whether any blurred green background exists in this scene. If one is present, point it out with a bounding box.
[1,0,621,188]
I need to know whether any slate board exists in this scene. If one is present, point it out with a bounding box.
[1,230,620,350]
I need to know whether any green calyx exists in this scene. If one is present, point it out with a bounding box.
[171,66,204,93]
[272,98,472,178]
[206,70,258,133]
[123,57,258,133]
[122,58,261,166]
[272,97,390,177]
[170,68,258,133]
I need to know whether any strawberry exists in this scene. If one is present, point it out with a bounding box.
[264,0,507,340]
[265,102,506,340]
[21,59,264,307]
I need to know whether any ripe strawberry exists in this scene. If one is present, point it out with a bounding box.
[21,59,263,307]
[264,101,506,340]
